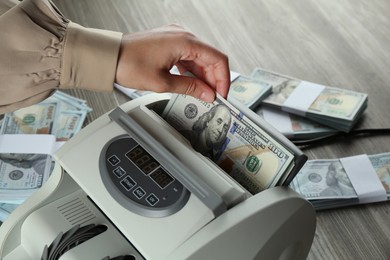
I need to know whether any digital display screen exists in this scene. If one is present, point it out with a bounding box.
[126,145,159,175]
[150,168,174,189]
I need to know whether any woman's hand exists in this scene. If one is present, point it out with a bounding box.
[115,24,230,102]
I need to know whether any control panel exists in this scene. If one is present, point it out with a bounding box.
[100,135,190,217]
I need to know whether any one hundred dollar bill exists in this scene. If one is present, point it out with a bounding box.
[0,100,59,135]
[0,153,53,203]
[290,159,357,200]
[55,110,87,141]
[290,152,390,209]
[369,152,390,193]
[162,94,296,193]
[227,75,272,109]
[53,91,92,112]
[0,91,90,141]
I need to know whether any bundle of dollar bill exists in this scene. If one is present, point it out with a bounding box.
[1,91,91,141]
[0,203,18,224]
[251,68,368,132]
[290,152,390,210]
[162,93,307,194]
[227,75,272,109]
[255,106,339,141]
[0,91,92,222]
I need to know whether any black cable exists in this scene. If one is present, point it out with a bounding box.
[41,224,108,260]
[292,128,390,147]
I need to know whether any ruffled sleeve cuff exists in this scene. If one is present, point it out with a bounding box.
[60,22,122,92]
[0,0,122,114]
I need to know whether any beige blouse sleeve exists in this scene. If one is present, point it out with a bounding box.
[0,0,122,114]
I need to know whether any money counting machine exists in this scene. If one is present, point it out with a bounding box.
[0,93,316,260]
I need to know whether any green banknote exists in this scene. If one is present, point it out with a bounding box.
[0,100,59,135]
[228,75,272,109]
[162,94,295,193]
[0,91,90,141]
[0,153,53,203]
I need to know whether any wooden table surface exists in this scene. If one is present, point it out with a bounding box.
[51,1,390,259]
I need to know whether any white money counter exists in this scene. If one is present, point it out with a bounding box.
[0,94,316,260]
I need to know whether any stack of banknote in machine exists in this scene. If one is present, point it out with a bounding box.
[250,68,368,132]
[161,93,307,194]
[0,91,92,222]
[289,152,390,210]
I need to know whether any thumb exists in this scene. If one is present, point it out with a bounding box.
[166,74,216,102]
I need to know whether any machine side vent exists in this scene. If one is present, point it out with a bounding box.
[57,197,96,226]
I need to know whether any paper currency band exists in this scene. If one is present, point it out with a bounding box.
[0,134,63,155]
[261,108,294,138]
[282,81,325,117]
[340,154,387,204]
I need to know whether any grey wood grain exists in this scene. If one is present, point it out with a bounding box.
[53,1,390,259]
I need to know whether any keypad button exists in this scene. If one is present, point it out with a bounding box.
[133,187,146,199]
[113,166,126,178]
[108,155,120,166]
[120,176,136,191]
[146,193,159,206]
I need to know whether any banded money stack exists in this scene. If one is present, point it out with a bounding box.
[290,152,390,210]
[251,68,368,132]
[0,91,91,222]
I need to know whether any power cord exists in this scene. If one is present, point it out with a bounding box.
[292,128,390,148]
